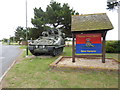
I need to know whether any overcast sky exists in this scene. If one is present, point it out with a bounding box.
[0,0,118,40]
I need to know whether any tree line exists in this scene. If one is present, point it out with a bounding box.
[14,1,79,43]
[13,0,120,42]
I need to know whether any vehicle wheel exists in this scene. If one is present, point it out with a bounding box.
[34,53,40,56]
[59,47,63,54]
[52,48,57,57]
[52,47,63,56]
[29,50,35,55]
[30,50,40,56]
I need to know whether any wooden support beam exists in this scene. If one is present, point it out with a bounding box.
[102,31,107,63]
[72,33,75,63]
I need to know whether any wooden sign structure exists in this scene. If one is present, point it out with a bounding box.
[71,13,113,63]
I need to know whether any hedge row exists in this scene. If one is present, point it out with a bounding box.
[106,40,120,53]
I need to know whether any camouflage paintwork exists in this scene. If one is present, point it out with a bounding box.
[28,29,65,56]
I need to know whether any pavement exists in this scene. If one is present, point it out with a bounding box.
[0,43,22,82]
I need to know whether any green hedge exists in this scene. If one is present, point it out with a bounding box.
[106,40,120,53]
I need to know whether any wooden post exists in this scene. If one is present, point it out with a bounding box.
[102,31,107,63]
[72,33,75,62]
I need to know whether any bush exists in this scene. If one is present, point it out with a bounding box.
[106,40,120,53]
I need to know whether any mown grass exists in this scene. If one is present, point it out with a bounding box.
[106,53,119,61]
[2,46,119,88]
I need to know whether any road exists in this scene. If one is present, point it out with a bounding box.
[0,43,21,79]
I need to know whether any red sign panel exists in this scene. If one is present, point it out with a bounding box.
[76,33,102,44]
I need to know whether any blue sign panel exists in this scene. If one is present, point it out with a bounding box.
[76,44,102,54]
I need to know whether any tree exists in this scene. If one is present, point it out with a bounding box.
[31,7,45,29]
[10,36,15,42]
[15,26,26,44]
[28,28,43,40]
[107,0,120,10]
[45,1,63,28]
[2,38,8,43]
[31,0,79,37]
[59,3,79,37]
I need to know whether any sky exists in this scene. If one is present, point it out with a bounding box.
[0,0,119,40]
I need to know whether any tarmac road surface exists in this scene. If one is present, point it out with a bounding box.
[0,43,21,79]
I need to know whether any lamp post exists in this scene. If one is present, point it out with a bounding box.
[26,0,28,57]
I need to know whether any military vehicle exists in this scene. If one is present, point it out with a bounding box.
[28,29,65,56]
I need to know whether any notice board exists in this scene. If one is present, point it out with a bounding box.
[76,33,102,54]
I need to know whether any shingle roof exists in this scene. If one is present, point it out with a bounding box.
[71,13,113,32]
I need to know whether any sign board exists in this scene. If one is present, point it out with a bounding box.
[76,33,102,54]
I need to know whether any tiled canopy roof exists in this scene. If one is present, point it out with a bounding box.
[71,13,113,32]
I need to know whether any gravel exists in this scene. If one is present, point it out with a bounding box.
[57,58,119,70]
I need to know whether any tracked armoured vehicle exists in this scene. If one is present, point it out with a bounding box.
[28,29,65,56]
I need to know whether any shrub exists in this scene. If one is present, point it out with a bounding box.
[106,40,120,53]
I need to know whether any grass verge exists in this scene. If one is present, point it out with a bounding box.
[2,46,119,88]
